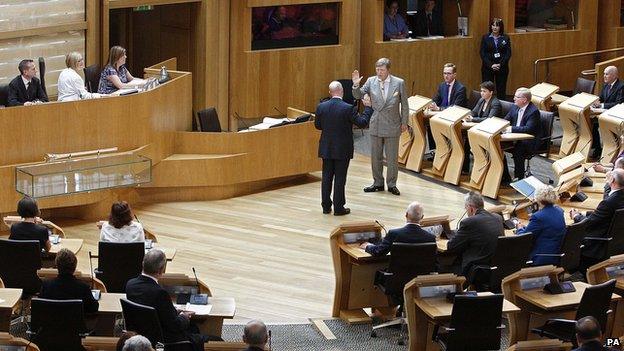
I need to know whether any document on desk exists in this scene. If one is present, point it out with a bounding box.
[174,303,212,315]
[249,117,293,130]
[511,176,547,200]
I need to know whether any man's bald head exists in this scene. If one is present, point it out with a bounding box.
[612,168,624,190]
[406,202,424,223]
[328,81,344,98]
[575,316,601,345]
[243,320,268,347]
[604,66,619,84]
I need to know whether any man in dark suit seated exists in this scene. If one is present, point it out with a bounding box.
[446,192,503,276]
[242,320,268,351]
[39,248,99,314]
[591,66,624,158]
[7,59,48,107]
[569,168,624,273]
[572,316,618,351]
[125,250,220,351]
[502,87,540,182]
[428,63,467,151]
[315,81,372,216]
[359,201,436,256]
[413,0,444,37]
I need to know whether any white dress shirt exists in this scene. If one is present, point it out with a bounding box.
[57,68,101,102]
[21,76,31,89]
[516,106,526,127]
[100,221,145,243]
[378,76,391,101]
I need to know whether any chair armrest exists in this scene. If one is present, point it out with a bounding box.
[544,318,575,326]
[583,237,612,242]
[533,253,564,257]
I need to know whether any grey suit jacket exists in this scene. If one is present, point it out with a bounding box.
[353,75,409,137]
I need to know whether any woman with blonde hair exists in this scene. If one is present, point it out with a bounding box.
[97,46,144,94]
[516,186,566,265]
[57,51,103,101]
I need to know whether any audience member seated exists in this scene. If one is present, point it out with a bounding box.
[469,81,502,122]
[592,66,624,158]
[242,320,268,351]
[58,52,103,101]
[598,157,624,199]
[7,59,48,106]
[39,248,99,314]
[125,250,221,351]
[515,186,566,266]
[383,0,409,41]
[9,196,51,252]
[122,335,154,351]
[572,316,618,351]
[359,201,436,256]
[569,168,624,272]
[430,63,467,111]
[446,192,503,276]
[413,0,443,37]
[116,331,138,351]
[100,201,145,243]
[98,46,144,94]
[502,87,540,182]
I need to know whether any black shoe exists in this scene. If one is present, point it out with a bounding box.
[334,208,351,216]
[388,187,400,196]
[364,185,384,192]
[322,208,331,214]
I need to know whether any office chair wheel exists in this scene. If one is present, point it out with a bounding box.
[370,330,377,338]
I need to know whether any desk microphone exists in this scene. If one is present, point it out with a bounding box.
[234,112,250,130]
[455,210,466,230]
[190,267,208,305]
[192,267,201,293]
[273,106,285,118]
[374,220,387,235]
[268,330,272,351]
[88,251,95,289]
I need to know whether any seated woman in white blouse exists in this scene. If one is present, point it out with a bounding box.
[57,52,105,101]
[100,201,145,243]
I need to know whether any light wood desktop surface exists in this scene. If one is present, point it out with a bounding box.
[0,288,22,332]
[514,281,621,311]
[415,292,520,321]
[49,238,83,254]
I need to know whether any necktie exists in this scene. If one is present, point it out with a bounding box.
[516,108,524,127]
[606,84,611,97]
[380,81,386,101]
[442,84,450,107]
[427,14,432,35]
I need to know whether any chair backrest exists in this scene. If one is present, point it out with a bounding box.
[337,79,356,106]
[387,242,437,294]
[0,239,42,295]
[31,298,86,351]
[96,241,144,293]
[468,89,481,110]
[446,294,504,350]
[120,298,165,346]
[573,77,596,95]
[197,107,222,132]
[83,64,101,93]
[536,110,555,154]
[500,99,514,118]
[606,208,624,257]
[38,57,47,96]
[490,234,534,292]
[576,279,616,333]
[558,221,587,273]
[0,84,9,106]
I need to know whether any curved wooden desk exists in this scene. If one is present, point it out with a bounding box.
[0,288,21,332]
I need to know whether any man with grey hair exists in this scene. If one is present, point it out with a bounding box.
[570,168,624,272]
[125,250,221,351]
[242,320,268,351]
[315,81,373,215]
[360,201,436,256]
[122,335,154,351]
[446,192,503,276]
[352,57,409,196]
[502,87,540,182]
[600,156,624,199]
[590,66,624,158]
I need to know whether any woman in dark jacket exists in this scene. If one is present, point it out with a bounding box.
[480,18,511,100]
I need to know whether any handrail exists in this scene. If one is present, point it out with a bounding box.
[534,47,624,83]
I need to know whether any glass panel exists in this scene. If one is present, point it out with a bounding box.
[418,284,457,298]
[514,0,579,32]
[519,276,550,290]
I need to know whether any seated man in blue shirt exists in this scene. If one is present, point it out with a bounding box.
[383,0,409,41]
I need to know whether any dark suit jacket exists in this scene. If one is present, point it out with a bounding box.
[516,205,566,265]
[572,340,618,351]
[446,209,503,275]
[480,34,512,72]
[125,275,190,344]
[40,274,99,314]
[413,10,443,37]
[365,223,436,257]
[599,79,624,109]
[574,189,624,259]
[432,81,467,109]
[471,97,502,122]
[7,75,48,106]
[504,102,540,154]
[315,98,371,159]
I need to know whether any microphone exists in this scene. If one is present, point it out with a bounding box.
[411,81,415,95]
[88,251,95,289]
[190,267,208,305]
[374,220,388,235]
[192,267,201,293]
[273,106,285,117]
[268,330,272,351]
[234,112,250,130]
[455,210,467,230]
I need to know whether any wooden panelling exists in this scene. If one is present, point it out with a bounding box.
[597,0,621,51]
[0,1,84,32]
[108,0,200,9]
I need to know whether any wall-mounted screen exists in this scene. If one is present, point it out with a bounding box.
[251,3,339,50]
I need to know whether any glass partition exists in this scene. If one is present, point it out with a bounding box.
[514,0,579,32]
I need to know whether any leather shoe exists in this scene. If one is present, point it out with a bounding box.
[322,208,331,214]
[334,208,351,216]
[363,185,384,193]
[388,187,400,195]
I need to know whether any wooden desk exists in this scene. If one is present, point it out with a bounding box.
[38,268,107,292]
[587,254,624,294]
[3,216,65,237]
[403,95,433,172]
[598,104,624,164]
[49,238,83,254]
[0,288,22,332]
[506,339,573,351]
[557,93,600,160]
[501,133,535,142]
[415,292,520,321]
[0,332,39,351]
[530,83,559,111]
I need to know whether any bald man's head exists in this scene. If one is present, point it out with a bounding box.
[604,66,619,85]
[575,316,601,345]
[612,168,624,190]
[328,81,344,98]
[243,320,268,347]
[406,202,424,223]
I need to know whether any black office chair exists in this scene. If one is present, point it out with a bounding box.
[38,57,47,96]
[371,242,437,340]
[29,298,88,351]
[525,110,555,176]
[196,107,222,132]
[531,279,616,346]
[468,90,481,110]
[0,239,42,296]
[94,242,144,293]
[121,298,193,351]
[500,99,514,118]
[533,221,586,273]
[433,294,505,351]
[468,233,534,293]
[0,84,9,107]
[83,64,101,93]
[572,77,596,95]
[583,208,624,260]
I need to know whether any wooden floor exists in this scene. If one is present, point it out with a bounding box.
[61,154,476,324]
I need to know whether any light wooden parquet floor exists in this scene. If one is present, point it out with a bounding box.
[63,154,476,324]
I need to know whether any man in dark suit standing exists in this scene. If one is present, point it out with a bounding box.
[242,320,268,351]
[446,192,503,276]
[591,66,624,158]
[570,168,624,273]
[315,81,372,215]
[359,202,436,256]
[413,0,444,37]
[125,250,218,351]
[7,59,48,107]
[502,87,540,181]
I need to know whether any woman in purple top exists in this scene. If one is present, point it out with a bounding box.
[97,46,141,94]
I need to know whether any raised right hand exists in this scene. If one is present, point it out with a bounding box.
[352,70,363,86]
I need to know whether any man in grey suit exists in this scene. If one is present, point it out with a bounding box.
[352,58,409,195]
